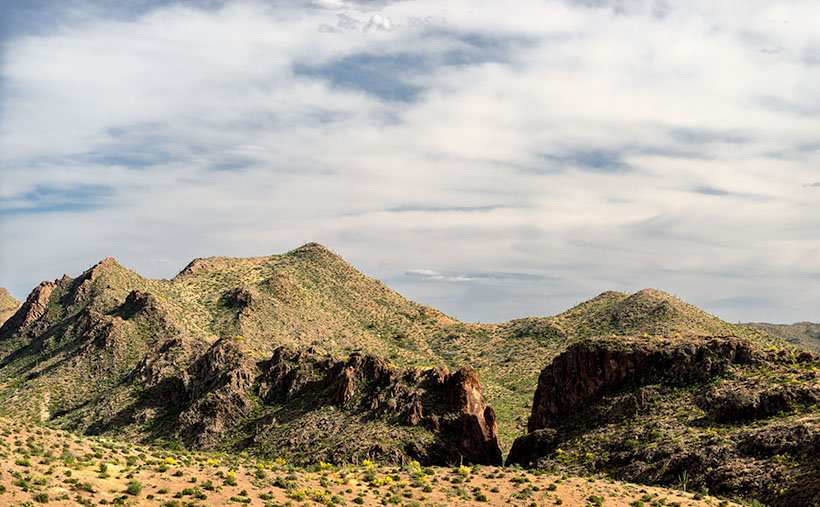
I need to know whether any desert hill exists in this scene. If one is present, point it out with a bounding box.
[0,243,792,462]
[508,335,820,506]
[0,287,21,326]
[746,321,820,352]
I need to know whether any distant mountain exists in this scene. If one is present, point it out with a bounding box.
[0,287,21,326]
[0,243,790,459]
[745,321,820,352]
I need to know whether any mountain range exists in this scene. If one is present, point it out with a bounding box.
[1,242,818,506]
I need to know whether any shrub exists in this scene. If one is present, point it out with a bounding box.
[125,480,142,496]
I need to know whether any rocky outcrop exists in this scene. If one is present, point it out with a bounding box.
[701,384,820,423]
[0,280,57,335]
[505,335,820,507]
[154,344,502,465]
[221,287,256,308]
[507,428,558,466]
[527,335,755,432]
[243,347,501,465]
[177,339,257,447]
[443,366,502,465]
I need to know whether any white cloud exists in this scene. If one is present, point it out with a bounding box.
[363,14,392,32]
[1,0,819,324]
[405,269,476,282]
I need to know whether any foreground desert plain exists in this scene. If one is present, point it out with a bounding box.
[0,418,739,506]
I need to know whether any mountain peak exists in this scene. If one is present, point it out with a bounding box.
[287,242,339,260]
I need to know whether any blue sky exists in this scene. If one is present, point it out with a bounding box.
[1,0,819,324]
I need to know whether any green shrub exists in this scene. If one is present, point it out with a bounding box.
[125,480,142,496]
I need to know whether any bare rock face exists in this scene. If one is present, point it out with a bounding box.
[527,335,755,432]
[508,335,756,468]
[443,366,503,466]
[221,287,256,308]
[255,347,502,465]
[0,280,57,334]
[177,339,257,447]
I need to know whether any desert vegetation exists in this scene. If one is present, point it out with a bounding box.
[0,243,814,506]
[0,418,740,506]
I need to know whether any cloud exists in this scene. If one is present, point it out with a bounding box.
[363,14,393,32]
[405,269,476,282]
[0,184,115,216]
[691,185,732,196]
[1,0,820,325]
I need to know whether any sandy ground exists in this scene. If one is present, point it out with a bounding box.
[0,419,740,507]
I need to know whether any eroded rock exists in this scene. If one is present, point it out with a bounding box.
[527,335,755,432]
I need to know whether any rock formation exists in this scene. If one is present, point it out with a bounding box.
[527,335,755,432]
[0,281,57,335]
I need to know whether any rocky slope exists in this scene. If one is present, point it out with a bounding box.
[0,243,791,459]
[0,287,21,326]
[95,341,502,465]
[508,335,820,506]
[747,321,820,352]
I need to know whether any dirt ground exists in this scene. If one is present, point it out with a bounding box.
[0,419,740,506]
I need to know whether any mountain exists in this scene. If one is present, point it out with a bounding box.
[0,243,791,461]
[0,244,501,465]
[434,287,788,444]
[507,334,820,506]
[0,287,21,326]
[746,321,820,352]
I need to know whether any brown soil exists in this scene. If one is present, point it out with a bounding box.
[0,418,739,507]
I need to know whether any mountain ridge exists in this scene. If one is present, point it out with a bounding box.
[745,321,820,352]
[0,243,792,454]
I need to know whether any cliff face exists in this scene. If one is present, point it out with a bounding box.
[0,281,57,335]
[164,345,502,465]
[508,335,820,507]
[527,335,755,432]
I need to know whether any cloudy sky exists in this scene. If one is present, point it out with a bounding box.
[1,0,819,324]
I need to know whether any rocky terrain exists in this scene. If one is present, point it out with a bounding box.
[0,287,21,326]
[508,335,820,506]
[0,243,785,452]
[1,242,814,505]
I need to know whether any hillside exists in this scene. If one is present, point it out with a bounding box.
[433,288,789,443]
[0,287,21,326]
[508,334,820,506]
[746,321,820,352]
[0,243,791,457]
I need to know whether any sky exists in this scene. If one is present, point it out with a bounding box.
[1,0,819,325]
